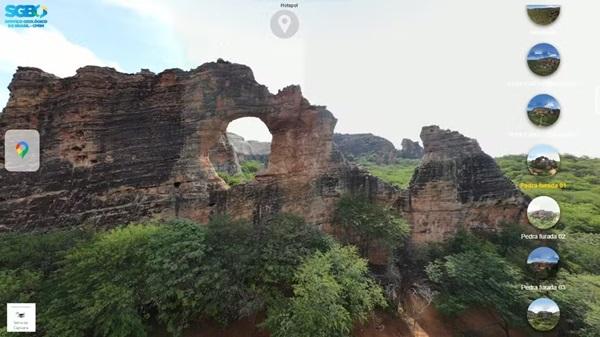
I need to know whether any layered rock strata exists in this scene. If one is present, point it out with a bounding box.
[0,61,397,231]
[405,126,530,243]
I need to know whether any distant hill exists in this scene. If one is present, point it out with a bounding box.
[333,133,423,164]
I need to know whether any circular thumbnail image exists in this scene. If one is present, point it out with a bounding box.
[527,43,560,76]
[527,196,561,229]
[527,247,559,279]
[527,94,560,127]
[527,5,561,26]
[527,297,560,332]
[527,144,560,176]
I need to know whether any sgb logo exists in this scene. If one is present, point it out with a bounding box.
[5,5,47,18]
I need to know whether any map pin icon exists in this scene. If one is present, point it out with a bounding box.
[278,14,292,33]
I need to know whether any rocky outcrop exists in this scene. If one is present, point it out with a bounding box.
[209,133,241,174]
[398,138,424,159]
[227,132,270,164]
[333,133,397,164]
[404,126,529,243]
[0,61,528,249]
[0,61,398,232]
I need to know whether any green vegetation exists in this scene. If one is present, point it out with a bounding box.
[0,212,387,337]
[217,160,264,186]
[425,230,529,332]
[334,195,410,256]
[337,154,600,336]
[527,109,560,127]
[264,245,386,337]
[527,209,560,230]
[527,310,560,332]
[528,58,560,76]
[356,158,419,188]
[527,6,560,26]
[497,154,600,233]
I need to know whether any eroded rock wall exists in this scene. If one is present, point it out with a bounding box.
[405,126,530,243]
[0,61,397,231]
[0,62,527,246]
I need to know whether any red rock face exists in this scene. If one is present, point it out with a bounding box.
[0,62,528,248]
[405,126,530,243]
[0,61,395,231]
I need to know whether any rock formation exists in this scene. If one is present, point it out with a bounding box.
[332,133,398,164]
[209,133,241,174]
[0,62,528,249]
[0,61,396,232]
[226,132,270,164]
[398,138,424,159]
[405,126,530,243]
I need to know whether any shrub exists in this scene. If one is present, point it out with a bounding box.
[554,274,600,337]
[334,195,409,255]
[425,231,528,331]
[217,160,265,186]
[0,228,93,324]
[264,245,386,337]
[198,214,331,323]
[43,224,162,337]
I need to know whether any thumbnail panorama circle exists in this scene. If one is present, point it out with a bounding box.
[527,246,559,279]
[527,297,560,332]
[527,43,560,76]
[527,144,560,176]
[527,94,560,127]
[527,196,561,230]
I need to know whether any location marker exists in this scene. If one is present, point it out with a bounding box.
[279,15,291,33]
[16,141,29,158]
[270,10,299,39]
[5,129,40,172]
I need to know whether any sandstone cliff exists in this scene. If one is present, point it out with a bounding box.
[0,61,397,231]
[0,62,527,248]
[405,126,530,243]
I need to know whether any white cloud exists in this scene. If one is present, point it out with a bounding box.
[102,0,174,25]
[0,25,119,77]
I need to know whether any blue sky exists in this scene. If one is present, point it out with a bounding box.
[527,5,560,10]
[528,43,560,60]
[0,0,186,109]
[527,247,559,264]
[527,94,560,111]
[529,298,560,314]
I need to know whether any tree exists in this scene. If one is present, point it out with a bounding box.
[334,195,409,256]
[425,232,528,336]
[265,245,386,337]
[197,214,332,324]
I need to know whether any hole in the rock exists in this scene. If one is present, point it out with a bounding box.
[173,182,181,188]
[210,117,272,187]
